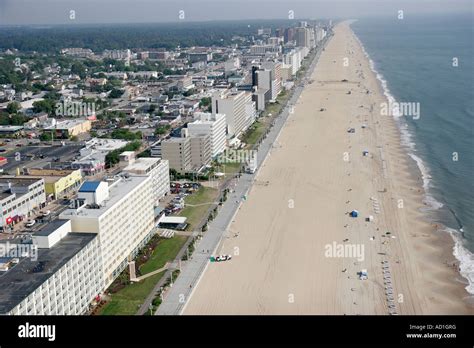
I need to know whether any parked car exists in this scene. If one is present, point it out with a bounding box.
[25,219,36,228]
[39,210,51,217]
[211,254,232,262]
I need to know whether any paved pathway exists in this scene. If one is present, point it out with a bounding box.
[130,262,170,282]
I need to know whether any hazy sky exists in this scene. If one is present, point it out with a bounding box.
[0,0,472,25]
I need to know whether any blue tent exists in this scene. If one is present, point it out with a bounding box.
[350,210,359,217]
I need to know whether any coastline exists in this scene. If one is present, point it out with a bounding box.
[183,21,473,314]
[349,23,474,297]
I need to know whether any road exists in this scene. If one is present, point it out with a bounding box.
[156,37,330,315]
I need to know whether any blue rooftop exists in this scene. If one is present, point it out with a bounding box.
[79,181,101,193]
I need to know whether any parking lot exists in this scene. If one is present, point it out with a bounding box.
[0,144,83,174]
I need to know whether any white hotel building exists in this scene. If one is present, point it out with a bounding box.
[1,174,160,315]
[0,219,104,315]
[60,176,155,287]
[188,112,227,158]
[212,90,255,139]
[123,156,170,205]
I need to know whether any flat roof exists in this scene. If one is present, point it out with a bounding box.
[0,232,97,314]
[60,176,148,219]
[45,118,89,130]
[0,177,43,187]
[0,125,23,132]
[123,157,161,172]
[79,181,101,193]
[34,219,69,237]
[159,216,187,224]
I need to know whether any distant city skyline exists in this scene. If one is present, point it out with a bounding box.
[0,0,472,25]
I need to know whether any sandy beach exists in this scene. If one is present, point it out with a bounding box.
[183,21,474,315]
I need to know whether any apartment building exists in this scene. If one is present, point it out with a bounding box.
[212,90,254,138]
[188,112,227,157]
[189,135,212,171]
[0,219,103,315]
[161,137,192,174]
[283,47,308,76]
[296,27,316,48]
[123,156,170,205]
[60,177,155,287]
[262,61,282,101]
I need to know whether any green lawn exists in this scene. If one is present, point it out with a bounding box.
[139,236,186,275]
[178,186,219,230]
[222,162,242,177]
[98,236,187,315]
[99,271,165,315]
[242,121,267,147]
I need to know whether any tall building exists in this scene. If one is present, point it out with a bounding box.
[262,61,282,101]
[189,135,212,171]
[161,137,192,174]
[60,177,155,287]
[284,27,296,43]
[283,48,308,75]
[0,219,103,315]
[188,112,227,157]
[212,90,254,138]
[256,69,272,101]
[296,27,311,48]
[123,156,170,205]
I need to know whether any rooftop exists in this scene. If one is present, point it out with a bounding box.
[44,118,90,130]
[0,177,43,187]
[78,181,101,193]
[0,125,24,132]
[123,157,162,172]
[60,176,149,219]
[0,232,97,314]
[34,219,69,237]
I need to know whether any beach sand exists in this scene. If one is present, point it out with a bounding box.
[183,21,474,315]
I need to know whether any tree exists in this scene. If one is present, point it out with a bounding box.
[155,124,171,135]
[109,89,123,99]
[10,114,28,125]
[110,129,142,141]
[6,102,20,114]
[199,97,211,110]
[32,99,56,115]
[71,62,86,79]
[105,141,142,167]
[40,132,53,141]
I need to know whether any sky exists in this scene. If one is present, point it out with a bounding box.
[0,0,472,25]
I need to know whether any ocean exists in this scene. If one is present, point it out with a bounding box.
[351,14,474,293]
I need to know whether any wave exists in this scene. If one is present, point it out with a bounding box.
[407,153,444,210]
[447,227,474,294]
[351,26,474,295]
